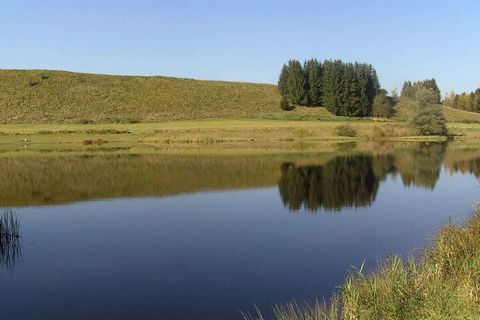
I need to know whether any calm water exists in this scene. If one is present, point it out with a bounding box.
[1,143,480,319]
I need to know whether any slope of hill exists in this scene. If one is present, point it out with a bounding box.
[0,70,281,123]
[2,70,480,125]
[394,100,480,123]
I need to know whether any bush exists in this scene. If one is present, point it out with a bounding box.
[410,89,448,136]
[372,91,393,118]
[334,124,357,137]
[280,96,294,111]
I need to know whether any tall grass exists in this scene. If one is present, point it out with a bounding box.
[0,209,21,270]
[246,210,480,320]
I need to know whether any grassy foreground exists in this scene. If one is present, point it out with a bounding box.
[245,210,480,320]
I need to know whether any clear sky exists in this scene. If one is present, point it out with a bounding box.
[1,0,479,94]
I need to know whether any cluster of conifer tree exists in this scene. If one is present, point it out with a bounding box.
[400,79,441,103]
[278,59,381,117]
[443,88,480,113]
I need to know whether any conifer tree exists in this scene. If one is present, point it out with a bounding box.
[304,59,322,106]
[286,60,308,105]
[278,64,289,97]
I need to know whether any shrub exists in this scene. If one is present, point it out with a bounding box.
[410,89,448,136]
[372,91,393,118]
[334,124,357,137]
[280,96,294,111]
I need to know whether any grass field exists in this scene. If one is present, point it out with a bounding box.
[3,119,480,157]
[0,119,446,153]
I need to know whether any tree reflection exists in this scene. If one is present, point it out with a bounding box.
[393,143,446,189]
[279,155,381,212]
[448,158,480,178]
[279,143,448,212]
[0,209,22,271]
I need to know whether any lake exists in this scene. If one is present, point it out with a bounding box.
[1,142,480,319]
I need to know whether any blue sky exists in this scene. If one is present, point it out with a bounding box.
[1,0,479,94]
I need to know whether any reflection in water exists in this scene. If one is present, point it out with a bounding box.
[394,143,446,189]
[0,209,21,270]
[279,143,448,212]
[279,156,380,211]
[1,142,480,210]
[448,158,480,178]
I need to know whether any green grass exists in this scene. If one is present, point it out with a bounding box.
[394,99,480,123]
[246,209,480,320]
[2,69,480,126]
[0,69,281,123]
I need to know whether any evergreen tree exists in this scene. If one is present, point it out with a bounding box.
[278,64,289,97]
[277,58,381,116]
[321,60,338,114]
[286,60,308,105]
[344,63,360,116]
[304,59,322,106]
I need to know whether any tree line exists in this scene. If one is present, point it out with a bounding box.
[443,88,480,113]
[401,79,441,103]
[398,78,447,136]
[278,59,381,116]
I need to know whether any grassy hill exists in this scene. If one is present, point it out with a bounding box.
[0,69,281,123]
[394,100,480,123]
[2,69,480,124]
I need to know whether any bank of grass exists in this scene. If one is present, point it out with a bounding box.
[245,210,480,320]
[1,119,477,157]
[0,119,458,144]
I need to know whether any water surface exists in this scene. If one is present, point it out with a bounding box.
[1,143,480,319]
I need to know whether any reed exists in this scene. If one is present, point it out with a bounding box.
[0,209,21,270]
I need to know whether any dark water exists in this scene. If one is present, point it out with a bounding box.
[1,143,480,319]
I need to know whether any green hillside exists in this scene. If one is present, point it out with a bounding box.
[2,69,480,124]
[0,69,281,123]
[394,100,480,123]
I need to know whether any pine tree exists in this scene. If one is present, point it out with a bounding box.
[343,63,360,116]
[277,58,381,116]
[286,60,307,105]
[278,64,289,97]
[304,59,322,106]
[321,60,337,114]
